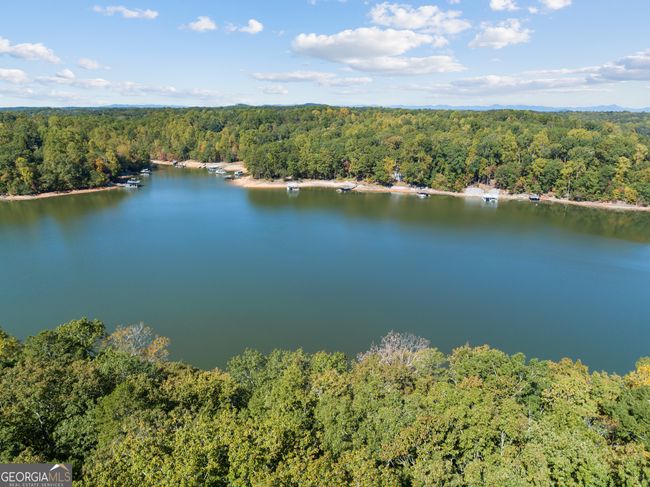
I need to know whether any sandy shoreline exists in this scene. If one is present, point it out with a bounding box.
[0,185,121,202]
[230,176,650,213]
[152,159,247,172]
[8,158,644,212]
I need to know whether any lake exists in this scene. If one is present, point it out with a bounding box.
[1,167,649,373]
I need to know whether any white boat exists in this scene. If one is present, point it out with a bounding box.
[417,192,430,199]
[125,178,141,188]
[482,189,500,203]
[287,183,300,192]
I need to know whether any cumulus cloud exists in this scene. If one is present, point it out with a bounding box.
[241,19,264,34]
[344,55,463,74]
[253,70,372,86]
[292,27,464,74]
[438,74,583,95]
[77,58,107,70]
[369,2,471,36]
[590,49,650,82]
[184,16,217,32]
[293,28,432,60]
[56,68,75,80]
[469,19,531,49]
[37,69,112,89]
[0,37,60,63]
[408,49,650,98]
[93,5,159,20]
[0,68,29,84]
[227,19,264,34]
[539,0,571,10]
[490,0,518,11]
[115,82,225,101]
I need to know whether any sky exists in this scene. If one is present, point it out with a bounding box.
[0,0,649,108]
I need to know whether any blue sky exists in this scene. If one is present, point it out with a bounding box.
[0,0,649,107]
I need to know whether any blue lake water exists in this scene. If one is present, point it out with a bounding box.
[1,166,649,373]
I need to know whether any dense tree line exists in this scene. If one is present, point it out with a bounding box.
[2,107,650,204]
[0,320,648,485]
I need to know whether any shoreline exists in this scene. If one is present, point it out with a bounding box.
[15,159,642,212]
[152,159,246,172]
[229,176,650,213]
[0,185,121,202]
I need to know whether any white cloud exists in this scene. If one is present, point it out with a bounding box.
[441,74,584,95]
[293,28,433,60]
[227,19,264,34]
[253,70,372,86]
[77,58,107,70]
[56,68,75,80]
[93,5,159,20]
[345,55,464,74]
[369,2,471,36]
[262,85,289,95]
[590,49,650,82]
[469,19,531,49]
[0,68,29,84]
[112,83,227,102]
[78,78,112,88]
[37,69,112,89]
[241,19,264,34]
[292,27,464,75]
[408,49,650,98]
[528,6,539,14]
[490,0,518,11]
[539,0,571,10]
[184,16,217,32]
[0,37,60,63]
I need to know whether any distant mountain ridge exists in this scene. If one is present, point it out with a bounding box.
[386,104,650,112]
[0,103,649,112]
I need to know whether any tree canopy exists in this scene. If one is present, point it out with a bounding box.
[0,321,648,485]
[1,107,650,205]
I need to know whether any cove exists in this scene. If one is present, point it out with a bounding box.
[1,166,649,373]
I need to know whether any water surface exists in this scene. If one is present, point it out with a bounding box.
[1,167,649,373]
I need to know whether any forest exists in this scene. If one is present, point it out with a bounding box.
[1,106,650,205]
[0,319,648,486]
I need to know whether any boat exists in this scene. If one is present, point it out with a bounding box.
[529,194,541,202]
[482,189,500,203]
[224,174,234,180]
[140,168,151,175]
[125,178,141,188]
[286,183,300,192]
[416,192,430,199]
[234,170,245,177]
[215,168,227,175]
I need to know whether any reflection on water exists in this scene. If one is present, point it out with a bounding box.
[246,188,650,243]
[0,190,130,228]
[1,166,650,374]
